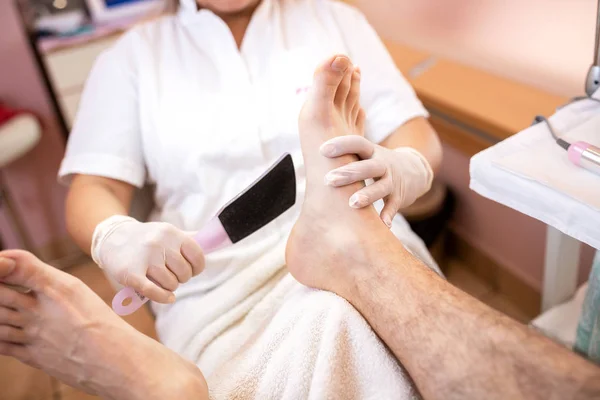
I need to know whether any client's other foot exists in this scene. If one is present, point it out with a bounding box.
[0,250,207,400]
[287,56,401,297]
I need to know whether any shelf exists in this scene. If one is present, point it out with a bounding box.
[384,40,569,155]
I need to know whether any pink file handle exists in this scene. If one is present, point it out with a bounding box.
[111,217,232,316]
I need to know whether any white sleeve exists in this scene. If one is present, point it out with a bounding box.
[58,33,146,188]
[331,3,429,144]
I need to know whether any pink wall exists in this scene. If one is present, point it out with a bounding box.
[352,0,597,289]
[354,0,596,97]
[0,1,68,252]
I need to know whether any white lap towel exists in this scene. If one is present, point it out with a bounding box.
[152,217,440,399]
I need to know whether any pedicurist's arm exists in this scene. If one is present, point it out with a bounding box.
[379,117,442,173]
[344,245,600,400]
[66,175,135,254]
[61,37,202,303]
[320,116,442,226]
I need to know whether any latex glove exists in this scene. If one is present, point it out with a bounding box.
[320,136,433,227]
[91,215,205,303]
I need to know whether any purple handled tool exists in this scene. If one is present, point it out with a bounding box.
[112,153,296,316]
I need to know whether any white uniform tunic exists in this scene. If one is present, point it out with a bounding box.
[59,0,431,288]
[59,2,438,395]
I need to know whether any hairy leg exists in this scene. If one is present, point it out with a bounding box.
[287,55,600,399]
[0,250,207,400]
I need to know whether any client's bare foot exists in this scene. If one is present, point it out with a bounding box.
[0,250,207,400]
[287,55,401,297]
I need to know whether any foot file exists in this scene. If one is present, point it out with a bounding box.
[112,153,297,316]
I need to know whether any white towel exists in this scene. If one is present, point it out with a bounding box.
[152,211,440,399]
[532,283,589,348]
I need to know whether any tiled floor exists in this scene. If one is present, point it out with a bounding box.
[1,258,533,399]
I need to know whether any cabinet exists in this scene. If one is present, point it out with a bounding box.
[40,34,121,130]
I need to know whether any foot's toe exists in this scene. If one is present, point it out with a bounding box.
[0,325,28,344]
[0,284,36,310]
[0,250,55,291]
[312,55,352,102]
[356,108,366,135]
[0,341,29,361]
[0,256,16,280]
[348,69,361,122]
[334,67,353,109]
[0,306,25,327]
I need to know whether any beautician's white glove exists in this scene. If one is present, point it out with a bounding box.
[320,136,433,227]
[91,215,205,303]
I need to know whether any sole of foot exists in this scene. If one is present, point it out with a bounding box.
[286,55,397,296]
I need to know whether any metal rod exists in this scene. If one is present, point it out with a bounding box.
[595,0,600,66]
[586,0,600,95]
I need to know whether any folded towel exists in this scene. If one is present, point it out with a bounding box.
[152,212,440,399]
[531,283,588,348]
[206,273,419,399]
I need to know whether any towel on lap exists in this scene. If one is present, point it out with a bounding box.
[152,217,439,399]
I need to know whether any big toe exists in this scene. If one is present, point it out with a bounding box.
[0,249,54,290]
[311,55,352,103]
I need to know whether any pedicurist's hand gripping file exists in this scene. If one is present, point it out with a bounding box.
[112,154,297,316]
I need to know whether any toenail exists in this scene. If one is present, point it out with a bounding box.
[331,56,349,72]
[0,257,16,272]
[320,143,337,157]
[349,194,368,208]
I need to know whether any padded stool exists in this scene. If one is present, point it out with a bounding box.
[0,113,42,252]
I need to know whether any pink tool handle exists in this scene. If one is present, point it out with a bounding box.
[111,217,232,316]
[567,141,590,166]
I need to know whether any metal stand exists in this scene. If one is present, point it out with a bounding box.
[585,0,600,96]
[542,227,582,312]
